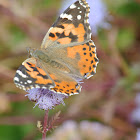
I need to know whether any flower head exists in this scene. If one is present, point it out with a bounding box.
[130,93,140,140]
[25,88,68,110]
[130,93,140,126]
[59,0,111,35]
[46,120,114,140]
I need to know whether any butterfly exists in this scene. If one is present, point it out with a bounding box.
[14,0,99,96]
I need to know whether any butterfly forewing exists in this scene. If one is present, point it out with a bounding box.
[41,0,91,49]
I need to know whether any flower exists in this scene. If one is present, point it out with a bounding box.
[130,93,140,126]
[25,88,68,110]
[131,108,140,123]
[59,0,111,35]
[130,93,140,140]
[80,121,114,140]
[137,129,140,140]
[46,120,114,140]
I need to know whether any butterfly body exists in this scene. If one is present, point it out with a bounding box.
[14,0,99,96]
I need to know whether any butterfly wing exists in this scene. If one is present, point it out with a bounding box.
[42,40,99,80]
[14,57,81,95]
[14,58,55,91]
[41,0,91,49]
[38,59,82,96]
[38,41,98,95]
[64,40,99,79]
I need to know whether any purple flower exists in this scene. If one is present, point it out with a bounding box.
[130,93,140,140]
[131,108,140,125]
[46,120,114,139]
[25,88,68,110]
[59,0,111,35]
[137,129,140,140]
[130,93,140,124]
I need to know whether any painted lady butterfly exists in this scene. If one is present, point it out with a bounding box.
[14,0,99,96]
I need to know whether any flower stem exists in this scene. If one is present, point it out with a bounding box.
[42,110,49,140]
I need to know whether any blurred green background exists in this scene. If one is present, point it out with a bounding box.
[0,0,140,140]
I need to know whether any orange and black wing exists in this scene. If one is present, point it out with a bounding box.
[41,0,91,49]
[14,58,55,91]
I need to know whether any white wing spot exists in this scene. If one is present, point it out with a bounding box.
[77,15,82,20]
[79,1,86,8]
[27,80,32,84]
[92,41,95,46]
[14,77,19,82]
[60,13,73,20]
[70,4,76,9]
[16,70,28,78]
[78,7,80,9]
[22,87,26,90]
[30,86,34,89]
[42,86,47,89]
[17,84,20,86]
[35,85,40,88]
[79,11,82,13]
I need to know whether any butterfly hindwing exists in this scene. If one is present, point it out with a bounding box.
[66,40,99,79]
[43,40,99,80]
[38,60,82,96]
